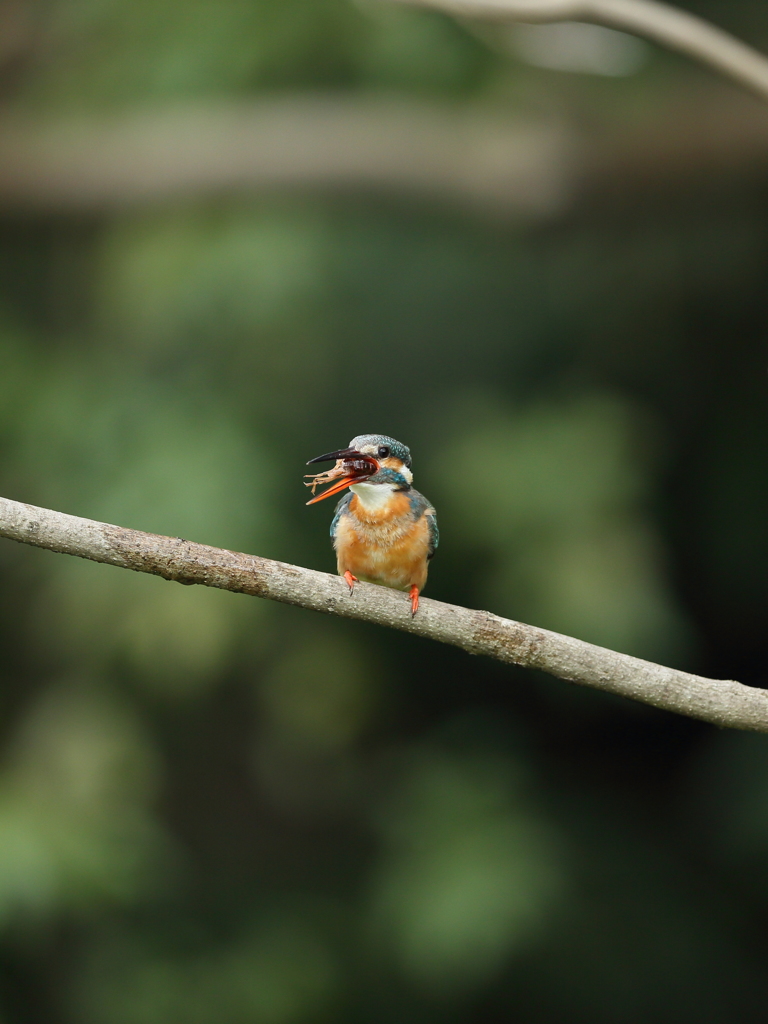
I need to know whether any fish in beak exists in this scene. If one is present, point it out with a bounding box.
[304,447,379,504]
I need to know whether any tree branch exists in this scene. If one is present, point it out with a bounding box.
[389,0,768,104]
[1,494,765,731]
[2,91,768,214]
[0,97,570,217]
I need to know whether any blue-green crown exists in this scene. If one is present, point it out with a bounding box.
[350,434,412,468]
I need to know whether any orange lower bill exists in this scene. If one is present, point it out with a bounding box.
[305,474,360,505]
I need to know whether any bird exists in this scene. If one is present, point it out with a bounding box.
[304,434,438,616]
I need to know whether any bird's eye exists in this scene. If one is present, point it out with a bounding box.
[377,445,390,459]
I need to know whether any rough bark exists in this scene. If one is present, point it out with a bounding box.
[1,495,765,732]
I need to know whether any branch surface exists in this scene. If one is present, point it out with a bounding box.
[390,0,768,103]
[1,495,765,732]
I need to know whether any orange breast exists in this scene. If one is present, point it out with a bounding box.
[334,500,431,593]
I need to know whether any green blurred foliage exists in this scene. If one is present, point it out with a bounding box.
[23,0,360,107]
[0,1,767,1022]
[0,684,169,923]
[95,209,336,420]
[71,914,339,1024]
[368,745,561,992]
[258,632,379,754]
[436,393,689,658]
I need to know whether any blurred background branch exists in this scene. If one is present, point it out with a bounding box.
[3,89,768,213]
[2,494,765,733]
[0,97,570,215]
[387,0,768,102]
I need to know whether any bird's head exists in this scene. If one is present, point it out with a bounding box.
[304,434,413,504]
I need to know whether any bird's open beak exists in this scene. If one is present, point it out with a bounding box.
[306,447,360,465]
[304,447,379,504]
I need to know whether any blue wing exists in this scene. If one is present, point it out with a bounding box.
[409,489,438,560]
[330,491,353,539]
[426,509,439,560]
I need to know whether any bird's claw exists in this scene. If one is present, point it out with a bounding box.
[409,585,420,617]
[344,570,358,594]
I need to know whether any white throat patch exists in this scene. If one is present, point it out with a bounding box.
[349,481,397,512]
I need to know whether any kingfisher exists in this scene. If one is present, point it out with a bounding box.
[305,434,438,616]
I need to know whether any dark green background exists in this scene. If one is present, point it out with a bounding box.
[0,1,767,1021]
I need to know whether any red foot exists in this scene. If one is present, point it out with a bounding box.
[344,570,358,594]
[409,585,420,617]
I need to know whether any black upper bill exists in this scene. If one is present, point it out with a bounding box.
[306,447,361,465]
